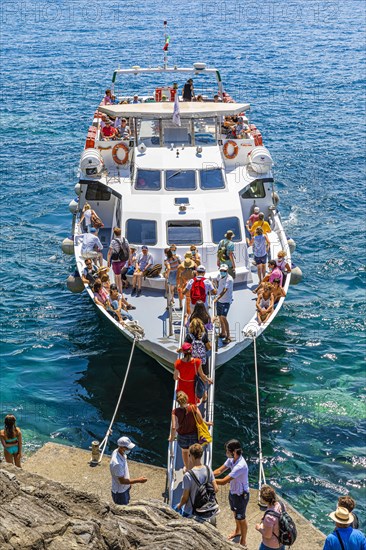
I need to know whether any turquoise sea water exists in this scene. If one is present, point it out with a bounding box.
[1,0,365,533]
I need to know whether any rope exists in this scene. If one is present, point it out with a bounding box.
[253,336,266,498]
[98,337,138,463]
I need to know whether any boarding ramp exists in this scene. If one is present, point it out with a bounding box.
[167,298,217,512]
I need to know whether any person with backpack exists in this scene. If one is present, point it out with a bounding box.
[183,265,216,309]
[177,253,196,313]
[175,443,219,520]
[217,230,236,279]
[107,227,130,294]
[255,484,293,550]
[213,439,250,549]
[174,343,212,405]
[185,318,211,375]
[323,506,365,550]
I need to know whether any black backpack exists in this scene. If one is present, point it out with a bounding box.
[189,466,219,518]
[115,238,130,262]
[263,501,297,546]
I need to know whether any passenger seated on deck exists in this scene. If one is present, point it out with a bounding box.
[131,245,153,297]
[169,392,208,471]
[101,119,117,141]
[185,318,211,376]
[253,259,284,295]
[120,245,137,289]
[271,278,286,305]
[175,443,218,518]
[196,94,204,102]
[93,279,109,308]
[102,89,112,105]
[109,284,134,322]
[256,284,274,325]
[100,272,111,294]
[174,343,212,406]
[81,258,99,286]
[213,94,220,103]
[116,118,130,140]
[235,116,251,139]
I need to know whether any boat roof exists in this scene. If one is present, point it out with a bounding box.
[99,102,250,119]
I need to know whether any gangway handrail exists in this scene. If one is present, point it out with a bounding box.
[167,298,186,505]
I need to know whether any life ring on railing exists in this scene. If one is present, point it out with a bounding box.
[223,140,239,160]
[112,143,129,165]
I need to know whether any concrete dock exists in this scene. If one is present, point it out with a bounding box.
[22,443,325,549]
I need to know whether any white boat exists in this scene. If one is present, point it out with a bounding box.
[67,60,295,372]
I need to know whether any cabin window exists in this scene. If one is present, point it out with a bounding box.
[211,217,242,244]
[126,219,157,246]
[167,220,202,245]
[162,119,192,146]
[85,182,111,201]
[138,119,161,147]
[241,179,271,199]
[194,117,217,144]
[165,170,196,191]
[200,168,225,190]
[135,169,161,190]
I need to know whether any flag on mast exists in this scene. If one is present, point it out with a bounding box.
[172,93,181,127]
[163,36,170,51]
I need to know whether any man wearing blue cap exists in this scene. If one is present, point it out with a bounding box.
[109,436,148,505]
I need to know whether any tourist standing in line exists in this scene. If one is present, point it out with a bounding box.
[109,436,147,505]
[217,230,236,279]
[323,506,366,549]
[255,485,286,550]
[0,414,22,468]
[107,227,130,295]
[214,264,234,345]
[213,439,250,548]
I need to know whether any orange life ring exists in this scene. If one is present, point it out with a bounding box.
[223,140,239,160]
[112,143,129,165]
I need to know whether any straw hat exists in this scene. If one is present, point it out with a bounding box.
[183,257,195,268]
[329,507,354,525]
[97,266,109,275]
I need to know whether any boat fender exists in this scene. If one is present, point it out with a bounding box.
[112,143,129,165]
[287,238,296,254]
[66,273,84,293]
[61,237,74,255]
[290,265,302,285]
[74,183,81,196]
[68,199,79,214]
[272,191,280,205]
[223,140,239,160]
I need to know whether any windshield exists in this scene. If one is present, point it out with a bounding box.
[165,170,196,190]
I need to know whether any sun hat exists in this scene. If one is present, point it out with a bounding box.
[196,265,206,273]
[184,252,193,258]
[183,257,195,268]
[97,265,109,274]
[329,507,354,525]
[117,436,136,450]
[219,264,228,271]
[225,230,235,238]
[181,342,192,353]
[254,206,260,213]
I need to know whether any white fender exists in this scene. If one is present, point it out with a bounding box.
[61,238,74,255]
[68,199,78,214]
[287,238,296,254]
[66,274,84,293]
[290,266,303,285]
[74,183,81,196]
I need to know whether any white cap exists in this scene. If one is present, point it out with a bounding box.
[219,264,228,271]
[254,207,260,213]
[117,436,135,450]
[196,265,206,273]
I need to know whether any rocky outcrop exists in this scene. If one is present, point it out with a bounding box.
[0,465,232,549]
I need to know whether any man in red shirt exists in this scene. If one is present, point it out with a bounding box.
[245,206,260,243]
[101,120,117,140]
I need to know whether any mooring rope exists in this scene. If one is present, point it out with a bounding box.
[98,337,138,463]
[253,336,267,497]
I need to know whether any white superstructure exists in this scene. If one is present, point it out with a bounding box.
[70,62,291,371]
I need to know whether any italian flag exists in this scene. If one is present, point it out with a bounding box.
[163,36,170,51]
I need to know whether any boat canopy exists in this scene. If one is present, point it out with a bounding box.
[98,102,250,119]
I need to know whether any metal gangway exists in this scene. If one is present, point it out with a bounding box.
[166,296,218,510]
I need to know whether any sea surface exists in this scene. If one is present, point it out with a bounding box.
[1,0,365,534]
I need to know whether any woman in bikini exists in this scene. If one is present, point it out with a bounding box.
[0,414,22,468]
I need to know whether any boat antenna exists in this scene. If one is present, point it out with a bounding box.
[162,20,170,70]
